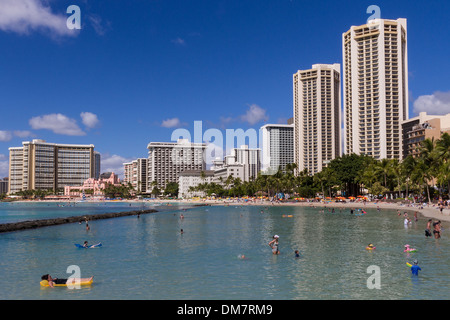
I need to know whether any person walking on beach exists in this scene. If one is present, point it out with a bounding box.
[269,235,280,255]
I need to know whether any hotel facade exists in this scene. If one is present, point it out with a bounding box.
[260,123,294,174]
[8,139,97,194]
[402,112,450,158]
[123,158,148,193]
[343,18,408,160]
[293,63,341,175]
[147,139,206,191]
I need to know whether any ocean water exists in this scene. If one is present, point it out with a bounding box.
[0,203,448,300]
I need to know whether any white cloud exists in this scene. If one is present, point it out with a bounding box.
[413,91,450,115]
[13,130,35,138]
[0,0,76,37]
[88,14,110,36]
[240,104,269,125]
[0,131,13,142]
[161,118,184,128]
[101,153,134,180]
[80,112,99,129]
[29,113,86,136]
[171,37,186,45]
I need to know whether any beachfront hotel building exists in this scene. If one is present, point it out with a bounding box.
[293,64,341,176]
[402,112,450,158]
[0,178,8,195]
[342,18,408,160]
[123,158,148,193]
[8,139,97,194]
[64,172,121,199]
[260,123,294,174]
[178,170,216,198]
[225,145,261,182]
[147,139,207,191]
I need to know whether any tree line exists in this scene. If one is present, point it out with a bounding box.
[188,133,450,202]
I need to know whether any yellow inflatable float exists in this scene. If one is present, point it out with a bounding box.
[40,278,93,287]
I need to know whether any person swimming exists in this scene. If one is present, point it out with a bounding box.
[295,250,300,258]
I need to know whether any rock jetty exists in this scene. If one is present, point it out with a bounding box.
[0,209,158,233]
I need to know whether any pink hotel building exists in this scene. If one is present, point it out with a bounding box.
[64,172,121,199]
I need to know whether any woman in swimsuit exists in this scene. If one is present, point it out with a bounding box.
[268,235,280,255]
[433,220,441,239]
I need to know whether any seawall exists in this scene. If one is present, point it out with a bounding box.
[0,209,158,233]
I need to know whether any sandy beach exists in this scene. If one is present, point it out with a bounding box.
[186,199,450,222]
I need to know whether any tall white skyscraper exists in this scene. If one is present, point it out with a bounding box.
[293,64,341,176]
[260,123,294,174]
[8,139,96,194]
[342,18,408,160]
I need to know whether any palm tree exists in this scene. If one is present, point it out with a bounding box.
[401,155,417,199]
[359,164,378,195]
[313,170,326,198]
[376,158,393,188]
[418,138,438,203]
[436,132,450,194]
[436,132,450,161]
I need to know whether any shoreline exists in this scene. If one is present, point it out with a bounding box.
[4,197,450,223]
[0,199,450,226]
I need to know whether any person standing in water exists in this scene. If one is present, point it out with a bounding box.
[425,219,432,237]
[410,260,421,276]
[268,235,280,255]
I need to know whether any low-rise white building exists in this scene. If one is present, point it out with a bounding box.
[178,170,215,198]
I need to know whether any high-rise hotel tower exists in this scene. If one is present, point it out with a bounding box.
[8,139,97,194]
[293,64,341,175]
[342,18,408,160]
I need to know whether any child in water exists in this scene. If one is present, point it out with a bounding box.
[410,260,421,276]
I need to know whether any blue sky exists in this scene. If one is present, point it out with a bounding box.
[0,0,450,177]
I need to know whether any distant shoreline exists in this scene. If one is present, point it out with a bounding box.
[4,197,450,223]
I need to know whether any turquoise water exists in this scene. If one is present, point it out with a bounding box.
[0,201,165,224]
[0,203,448,300]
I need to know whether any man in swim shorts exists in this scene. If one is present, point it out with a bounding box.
[425,219,432,237]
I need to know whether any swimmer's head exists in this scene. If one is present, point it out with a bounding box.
[274,235,279,239]
[413,260,418,265]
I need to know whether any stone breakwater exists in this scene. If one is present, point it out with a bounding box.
[0,209,158,233]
